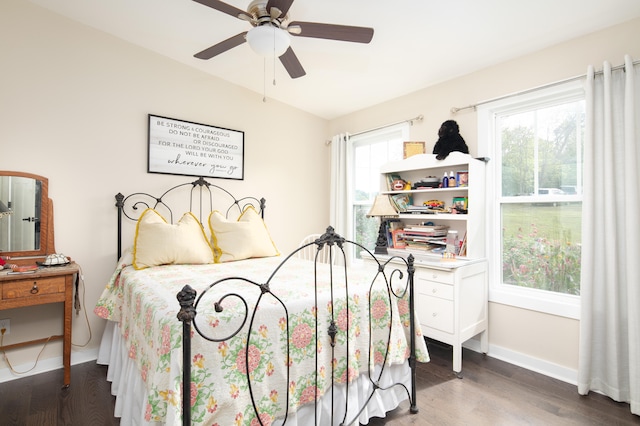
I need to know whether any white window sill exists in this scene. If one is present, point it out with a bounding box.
[489,284,580,319]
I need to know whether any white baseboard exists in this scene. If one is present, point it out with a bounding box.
[0,348,99,383]
[0,341,578,387]
[463,338,578,386]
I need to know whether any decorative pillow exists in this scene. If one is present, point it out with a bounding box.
[209,206,279,262]
[133,209,214,270]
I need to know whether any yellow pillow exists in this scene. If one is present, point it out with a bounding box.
[133,209,214,270]
[209,206,279,262]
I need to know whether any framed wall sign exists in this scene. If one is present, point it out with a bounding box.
[148,114,244,180]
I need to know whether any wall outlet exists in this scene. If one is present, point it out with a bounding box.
[0,318,9,335]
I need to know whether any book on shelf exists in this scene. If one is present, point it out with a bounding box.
[458,232,468,256]
[403,225,449,238]
[390,193,412,212]
[404,237,444,244]
[391,229,407,248]
[404,224,449,231]
[404,206,430,213]
[388,219,403,231]
[404,241,446,253]
[403,204,448,214]
[384,219,402,247]
[404,241,436,250]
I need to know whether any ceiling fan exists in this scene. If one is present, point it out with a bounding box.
[192,0,374,79]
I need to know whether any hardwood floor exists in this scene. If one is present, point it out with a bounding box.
[0,340,637,425]
[0,358,118,426]
[369,340,639,425]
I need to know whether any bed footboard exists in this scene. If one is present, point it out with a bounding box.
[177,227,419,426]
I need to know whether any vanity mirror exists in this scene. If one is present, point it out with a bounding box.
[0,171,55,258]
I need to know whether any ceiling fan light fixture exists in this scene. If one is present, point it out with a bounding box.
[246,25,290,57]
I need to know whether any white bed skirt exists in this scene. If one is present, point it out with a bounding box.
[98,321,414,426]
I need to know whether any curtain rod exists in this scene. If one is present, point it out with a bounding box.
[326,114,424,145]
[451,59,640,114]
[351,114,424,137]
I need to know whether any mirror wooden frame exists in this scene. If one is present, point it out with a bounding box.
[0,171,55,259]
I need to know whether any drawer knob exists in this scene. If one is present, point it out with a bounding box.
[31,282,39,294]
[432,288,437,293]
[432,312,438,317]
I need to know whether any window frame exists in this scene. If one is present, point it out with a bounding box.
[348,124,410,262]
[477,81,584,319]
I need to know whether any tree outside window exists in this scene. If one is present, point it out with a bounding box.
[498,99,584,296]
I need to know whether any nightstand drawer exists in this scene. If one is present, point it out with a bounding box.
[417,294,454,333]
[417,269,455,285]
[417,279,453,300]
[2,276,66,300]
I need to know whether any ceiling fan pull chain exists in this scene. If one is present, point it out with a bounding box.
[263,56,267,102]
[272,28,277,86]
[273,57,277,86]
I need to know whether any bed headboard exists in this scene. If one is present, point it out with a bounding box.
[114,176,265,260]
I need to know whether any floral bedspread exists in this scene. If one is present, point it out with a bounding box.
[94,254,429,425]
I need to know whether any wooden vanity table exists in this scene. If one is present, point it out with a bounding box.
[0,263,79,387]
[1,171,76,388]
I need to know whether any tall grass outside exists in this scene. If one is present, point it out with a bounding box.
[502,203,581,295]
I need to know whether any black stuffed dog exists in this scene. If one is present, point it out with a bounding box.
[432,120,469,160]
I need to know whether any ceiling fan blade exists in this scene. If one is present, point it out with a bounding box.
[279,47,306,79]
[266,0,295,18]
[288,21,374,43]
[192,0,252,21]
[194,32,247,60]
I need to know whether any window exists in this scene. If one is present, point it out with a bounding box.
[349,124,409,259]
[478,82,584,318]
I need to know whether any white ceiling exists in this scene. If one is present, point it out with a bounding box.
[28,0,640,120]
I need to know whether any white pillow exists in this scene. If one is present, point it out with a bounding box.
[209,206,279,262]
[132,209,214,270]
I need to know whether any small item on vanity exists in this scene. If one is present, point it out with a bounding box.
[10,264,39,273]
[38,253,70,267]
[0,257,18,271]
[442,172,449,188]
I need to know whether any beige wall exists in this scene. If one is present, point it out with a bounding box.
[0,0,330,376]
[330,18,640,379]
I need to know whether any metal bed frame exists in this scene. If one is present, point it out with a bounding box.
[177,227,418,426]
[114,176,265,260]
[112,177,419,425]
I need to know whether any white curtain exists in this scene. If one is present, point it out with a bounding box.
[329,133,351,243]
[578,55,640,416]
